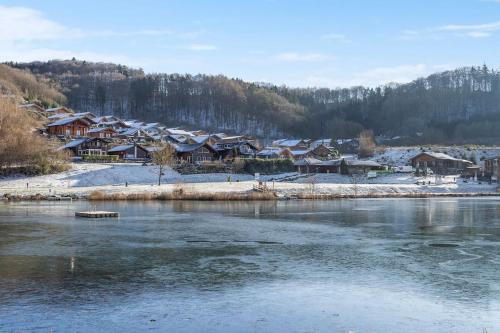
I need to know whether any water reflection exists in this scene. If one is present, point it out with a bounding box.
[0,198,499,332]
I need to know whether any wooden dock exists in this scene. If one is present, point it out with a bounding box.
[75,211,119,218]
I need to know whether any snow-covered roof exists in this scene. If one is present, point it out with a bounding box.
[273,139,304,147]
[166,128,194,136]
[290,149,311,156]
[293,157,322,166]
[190,135,209,144]
[413,152,471,163]
[257,147,286,156]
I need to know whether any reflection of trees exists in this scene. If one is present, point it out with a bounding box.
[1,199,499,308]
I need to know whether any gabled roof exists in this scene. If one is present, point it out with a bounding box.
[257,147,287,156]
[62,138,88,149]
[166,128,194,136]
[18,103,45,112]
[346,159,382,167]
[46,106,71,113]
[290,149,311,156]
[273,139,305,147]
[108,144,135,152]
[88,127,116,134]
[190,135,209,144]
[174,142,215,153]
[47,116,92,127]
[412,152,472,163]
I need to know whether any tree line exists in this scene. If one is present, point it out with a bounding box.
[6,60,500,143]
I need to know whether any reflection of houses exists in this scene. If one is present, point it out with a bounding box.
[108,144,150,159]
[484,156,500,178]
[174,143,217,163]
[46,116,94,137]
[410,152,473,175]
[61,138,110,156]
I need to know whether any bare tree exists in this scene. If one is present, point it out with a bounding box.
[150,143,176,186]
[358,129,376,158]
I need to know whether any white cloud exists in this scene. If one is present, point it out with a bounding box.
[296,64,455,88]
[321,33,351,43]
[0,5,79,41]
[275,52,330,62]
[404,20,500,40]
[185,44,217,51]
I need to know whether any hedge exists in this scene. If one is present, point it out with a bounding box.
[82,154,119,162]
[243,158,295,175]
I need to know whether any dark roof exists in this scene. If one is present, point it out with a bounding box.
[175,142,215,153]
[108,144,134,152]
[47,116,92,127]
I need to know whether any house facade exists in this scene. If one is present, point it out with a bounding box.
[410,152,473,175]
[88,127,117,139]
[175,143,217,163]
[108,144,150,159]
[61,138,110,156]
[47,117,93,137]
[484,156,500,178]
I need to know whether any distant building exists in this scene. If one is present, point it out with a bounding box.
[410,152,474,175]
[272,139,310,151]
[484,156,500,179]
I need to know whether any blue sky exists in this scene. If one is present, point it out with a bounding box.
[1,0,500,87]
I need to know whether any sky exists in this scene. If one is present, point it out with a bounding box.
[1,0,500,88]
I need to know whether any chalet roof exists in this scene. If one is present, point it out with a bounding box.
[168,134,189,143]
[273,139,304,147]
[47,113,69,120]
[120,128,147,136]
[293,157,322,166]
[88,127,115,133]
[174,142,215,153]
[311,139,332,146]
[257,147,287,156]
[62,138,88,149]
[190,135,209,144]
[412,152,472,163]
[108,144,135,152]
[346,159,382,167]
[47,116,92,127]
[290,149,311,156]
[166,128,194,136]
[72,112,96,118]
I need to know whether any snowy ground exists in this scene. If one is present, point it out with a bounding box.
[0,162,497,198]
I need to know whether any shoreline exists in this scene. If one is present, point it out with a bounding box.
[2,189,499,201]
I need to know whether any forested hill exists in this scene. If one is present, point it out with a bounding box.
[5,60,500,143]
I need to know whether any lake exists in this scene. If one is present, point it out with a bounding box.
[0,198,499,333]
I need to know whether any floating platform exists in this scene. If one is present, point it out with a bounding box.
[75,211,119,218]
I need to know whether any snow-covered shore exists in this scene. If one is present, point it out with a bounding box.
[0,163,497,199]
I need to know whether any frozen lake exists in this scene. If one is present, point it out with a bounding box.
[0,198,499,332]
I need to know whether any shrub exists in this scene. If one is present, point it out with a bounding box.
[243,158,294,175]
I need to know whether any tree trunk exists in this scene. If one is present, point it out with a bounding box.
[158,166,162,186]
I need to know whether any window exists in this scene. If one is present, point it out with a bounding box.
[65,128,71,136]
[76,129,81,136]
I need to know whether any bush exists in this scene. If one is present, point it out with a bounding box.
[243,158,295,174]
[82,154,119,162]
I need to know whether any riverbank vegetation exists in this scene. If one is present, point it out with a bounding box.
[0,97,70,175]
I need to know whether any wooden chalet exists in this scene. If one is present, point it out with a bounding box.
[410,152,473,175]
[107,144,150,160]
[61,137,110,156]
[46,116,93,137]
[484,156,500,178]
[175,142,217,163]
[88,127,117,139]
